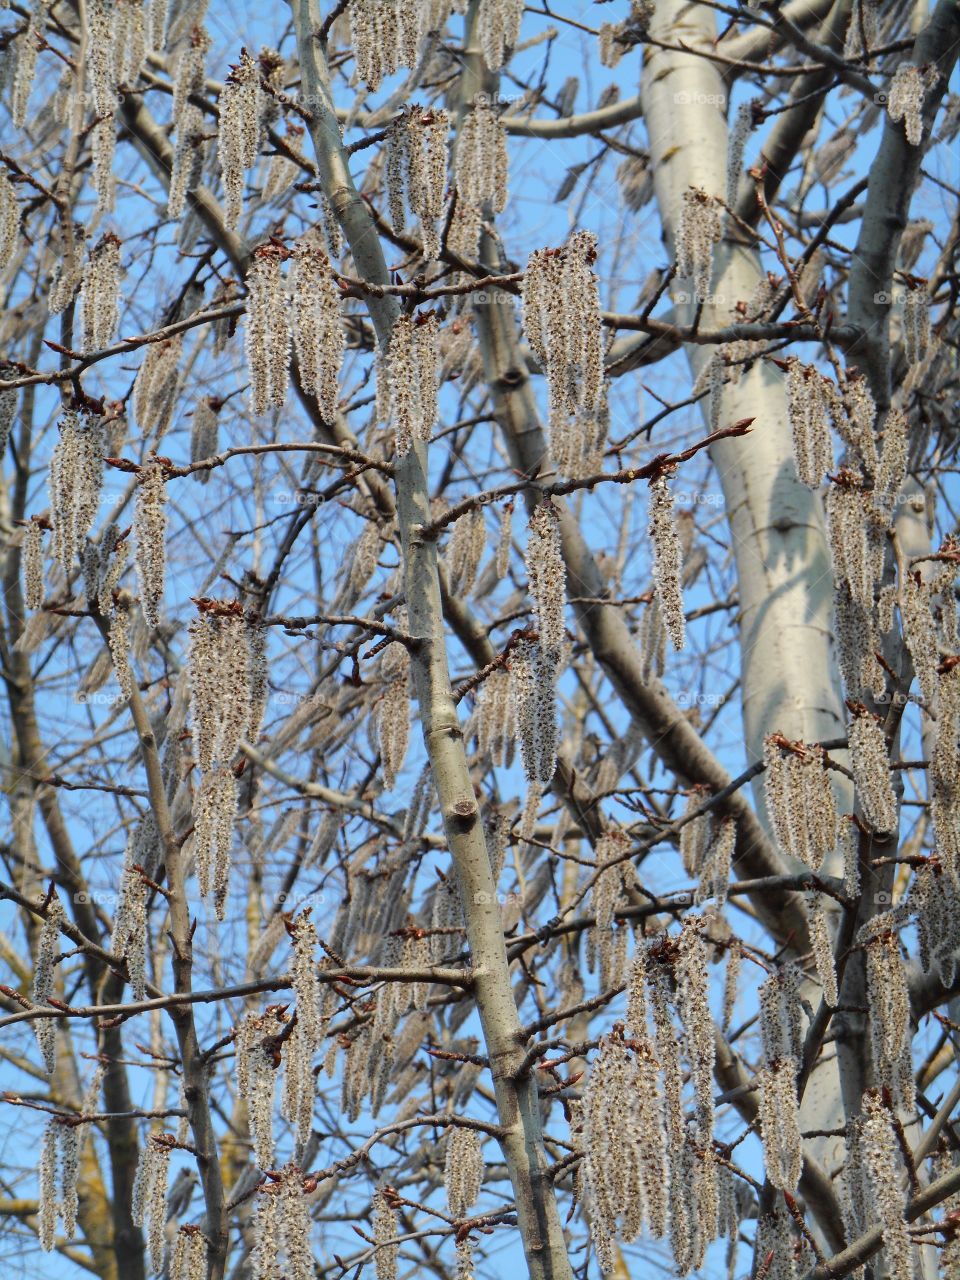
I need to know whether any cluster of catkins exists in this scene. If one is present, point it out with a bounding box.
[79,232,122,353]
[244,238,345,418]
[521,232,606,478]
[785,357,835,486]
[763,737,840,868]
[386,106,449,259]
[38,1103,93,1249]
[218,49,263,229]
[250,1167,316,1280]
[587,827,635,989]
[349,0,458,90]
[379,310,440,456]
[132,1131,174,1273]
[187,603,267,914]
[845,1091,917,1280]
[452,103,508,257]
[582,919,736,1276]
[48,408,104,576]
[858,909,914,1112]
[822,381,909,705]
[756,964,805,1193]
[678,794,737,905]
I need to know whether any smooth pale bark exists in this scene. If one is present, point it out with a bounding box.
[641,0,855,1222]
[291,5,573,1276]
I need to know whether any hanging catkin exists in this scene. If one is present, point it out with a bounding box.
[521,232,605,477]
[385,107,450,258]
[32,895,65,1074]
[525,502,566,655]
[444,1125,484,1218]
[446,506,486,596]
[511,636,558,786]
[859,1090,914,1280]
[80,233,122,353]
[477,0,523,70]
[219,48,262,228]
[676,188,723,302]
[0,168,19,270]
[386,311,440,455]
[244,246,291,414]
[762,736,839,869]
[290,237,344,421]
[785,358,833,486]
[49,409,104,574]
[648,473,685,651]
[133,457,167,628]
[23,519,45,610]
[848,707,897,832]
[377,642,410,788]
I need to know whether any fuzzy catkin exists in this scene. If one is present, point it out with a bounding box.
[725,102,753,209]
[49,409,104,574]
[806,891,838,1006]
[32,896,65,1074]
[763,737,839,869]
[445,1125,484,1218]
[80,233,121,353]
[133,457,167,628]
[859,1091,914,1280]
[377,646,410,789]
[757,1056,802,1192]
[244,247,291,414]
[171,1230,206,1280]
[675,915,715,1142]
[511,637,558,786]
[648,474,685,651]
[453,103,508,255]
[494,503,513,580]
[676,188,722,302]
[23,519,44,610]
[525,502,566,655]
[192,764,238,913]
[219,48,261,228]
[475,668,514,767]
[848,709,897,832]
[290,237,344,421]
[903,285,930,365]
[447,506,486,596]
[133,335,182,439]
[372,1189,399,1280]
[169,105,207,219]
[112,865,148,1000]
[477,0,523,70]
[786,358,833,486]
[0,168,20,269]
[386,311,439,455]
[521,233,605,477]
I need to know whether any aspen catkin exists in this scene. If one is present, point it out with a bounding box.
[648,473,685,651]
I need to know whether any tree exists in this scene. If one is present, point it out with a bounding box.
[0,0,959,1277]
